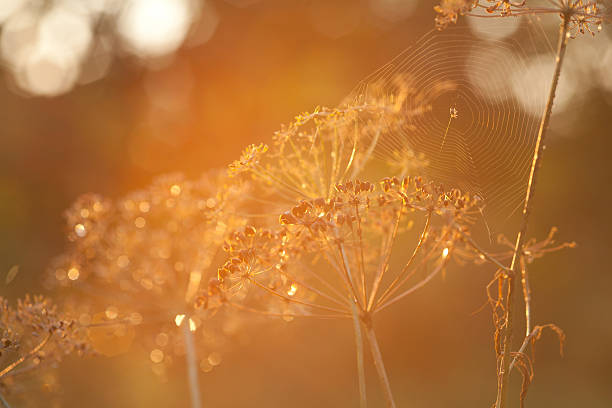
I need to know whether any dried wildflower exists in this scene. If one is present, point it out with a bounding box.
[224,176,482,316]
[436,0,607,37]
[228,143,268,177]
[0,296,89,400]
[434,0,479,29]
[452,225,573,408]
[212,176,482,405]
[456,226,575,266]
[47,171,249,373]
[227,98,428,225]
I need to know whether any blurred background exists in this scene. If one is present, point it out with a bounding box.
[1,0,611,407]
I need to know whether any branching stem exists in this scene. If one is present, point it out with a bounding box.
[0,332,52,380]
[495,14,571,408]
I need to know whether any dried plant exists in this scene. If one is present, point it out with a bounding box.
[8,5,601,406]
[435,0,607,35]
[46,171,251,408]
[434,1,606,407]
[213,177,482,406]
[228,89,428,223]
[0,296,89,407]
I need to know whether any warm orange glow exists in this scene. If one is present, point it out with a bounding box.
[74,223,86,237]
[150,348,164,363]
[67,267,80,281]
[105,306,118,320]
[174,314,186,327]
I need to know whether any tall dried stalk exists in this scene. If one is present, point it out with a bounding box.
[364,318,396,408]
[182,323,202,408]
[495,14,571,408]
[350,301,367,408]
[0,393,10,408]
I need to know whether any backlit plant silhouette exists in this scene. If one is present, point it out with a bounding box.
[3,3,607,407]
[0,296,89,407]
[435,1,607,407]
[215,177,481,406]
[45,172,250,407]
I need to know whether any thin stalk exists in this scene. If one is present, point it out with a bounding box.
[350,301,367,408]
[0,393,10,408]
[495,15,570,408]
[364,321,396,408]
[453,224,512,273]
[182,322,202,408]
[0,332,51,379]
[520,255,532,336]
[375,211,433,308]
[367,208,403,311]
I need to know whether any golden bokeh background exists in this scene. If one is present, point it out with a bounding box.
[1,0,611,406]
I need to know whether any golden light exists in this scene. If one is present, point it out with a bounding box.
[117,0,193,58]
[134,216,146,228]
[138,201,150,213]
[442,248,449,259]
[174,314,186,327]
[150,348,164,363]
[188,317,197,332]
[155,332,169,347]
[105,306,119,320]
[17,44,80,96]
[207,352,222,366]
[74,223,87,237]
[169,184,182,196]
[3,4,93,96]
[116,255,130,269]
[67,267,80,280]
[287,283,298,296]
[0,0,25,24]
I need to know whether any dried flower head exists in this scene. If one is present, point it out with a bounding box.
[0,296,89,400]
[215,177,482,322]
[435,0,608,36]
[47,171,249,375]
[228,99,428,225]
[435,0,479,29]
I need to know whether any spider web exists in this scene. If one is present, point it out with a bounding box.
[346,18,554,232]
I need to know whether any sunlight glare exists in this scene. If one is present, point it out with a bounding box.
[117,0,193,58]
[0,0,25,24]
[175,314,186,327]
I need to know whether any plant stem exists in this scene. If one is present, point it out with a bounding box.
[0,332,52,379]
[364,320,396,408]
[182,322,202,408]
[350,301,367,408]
[520,256,532,337]
[0,392,10,408]
[495,15,571,408]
